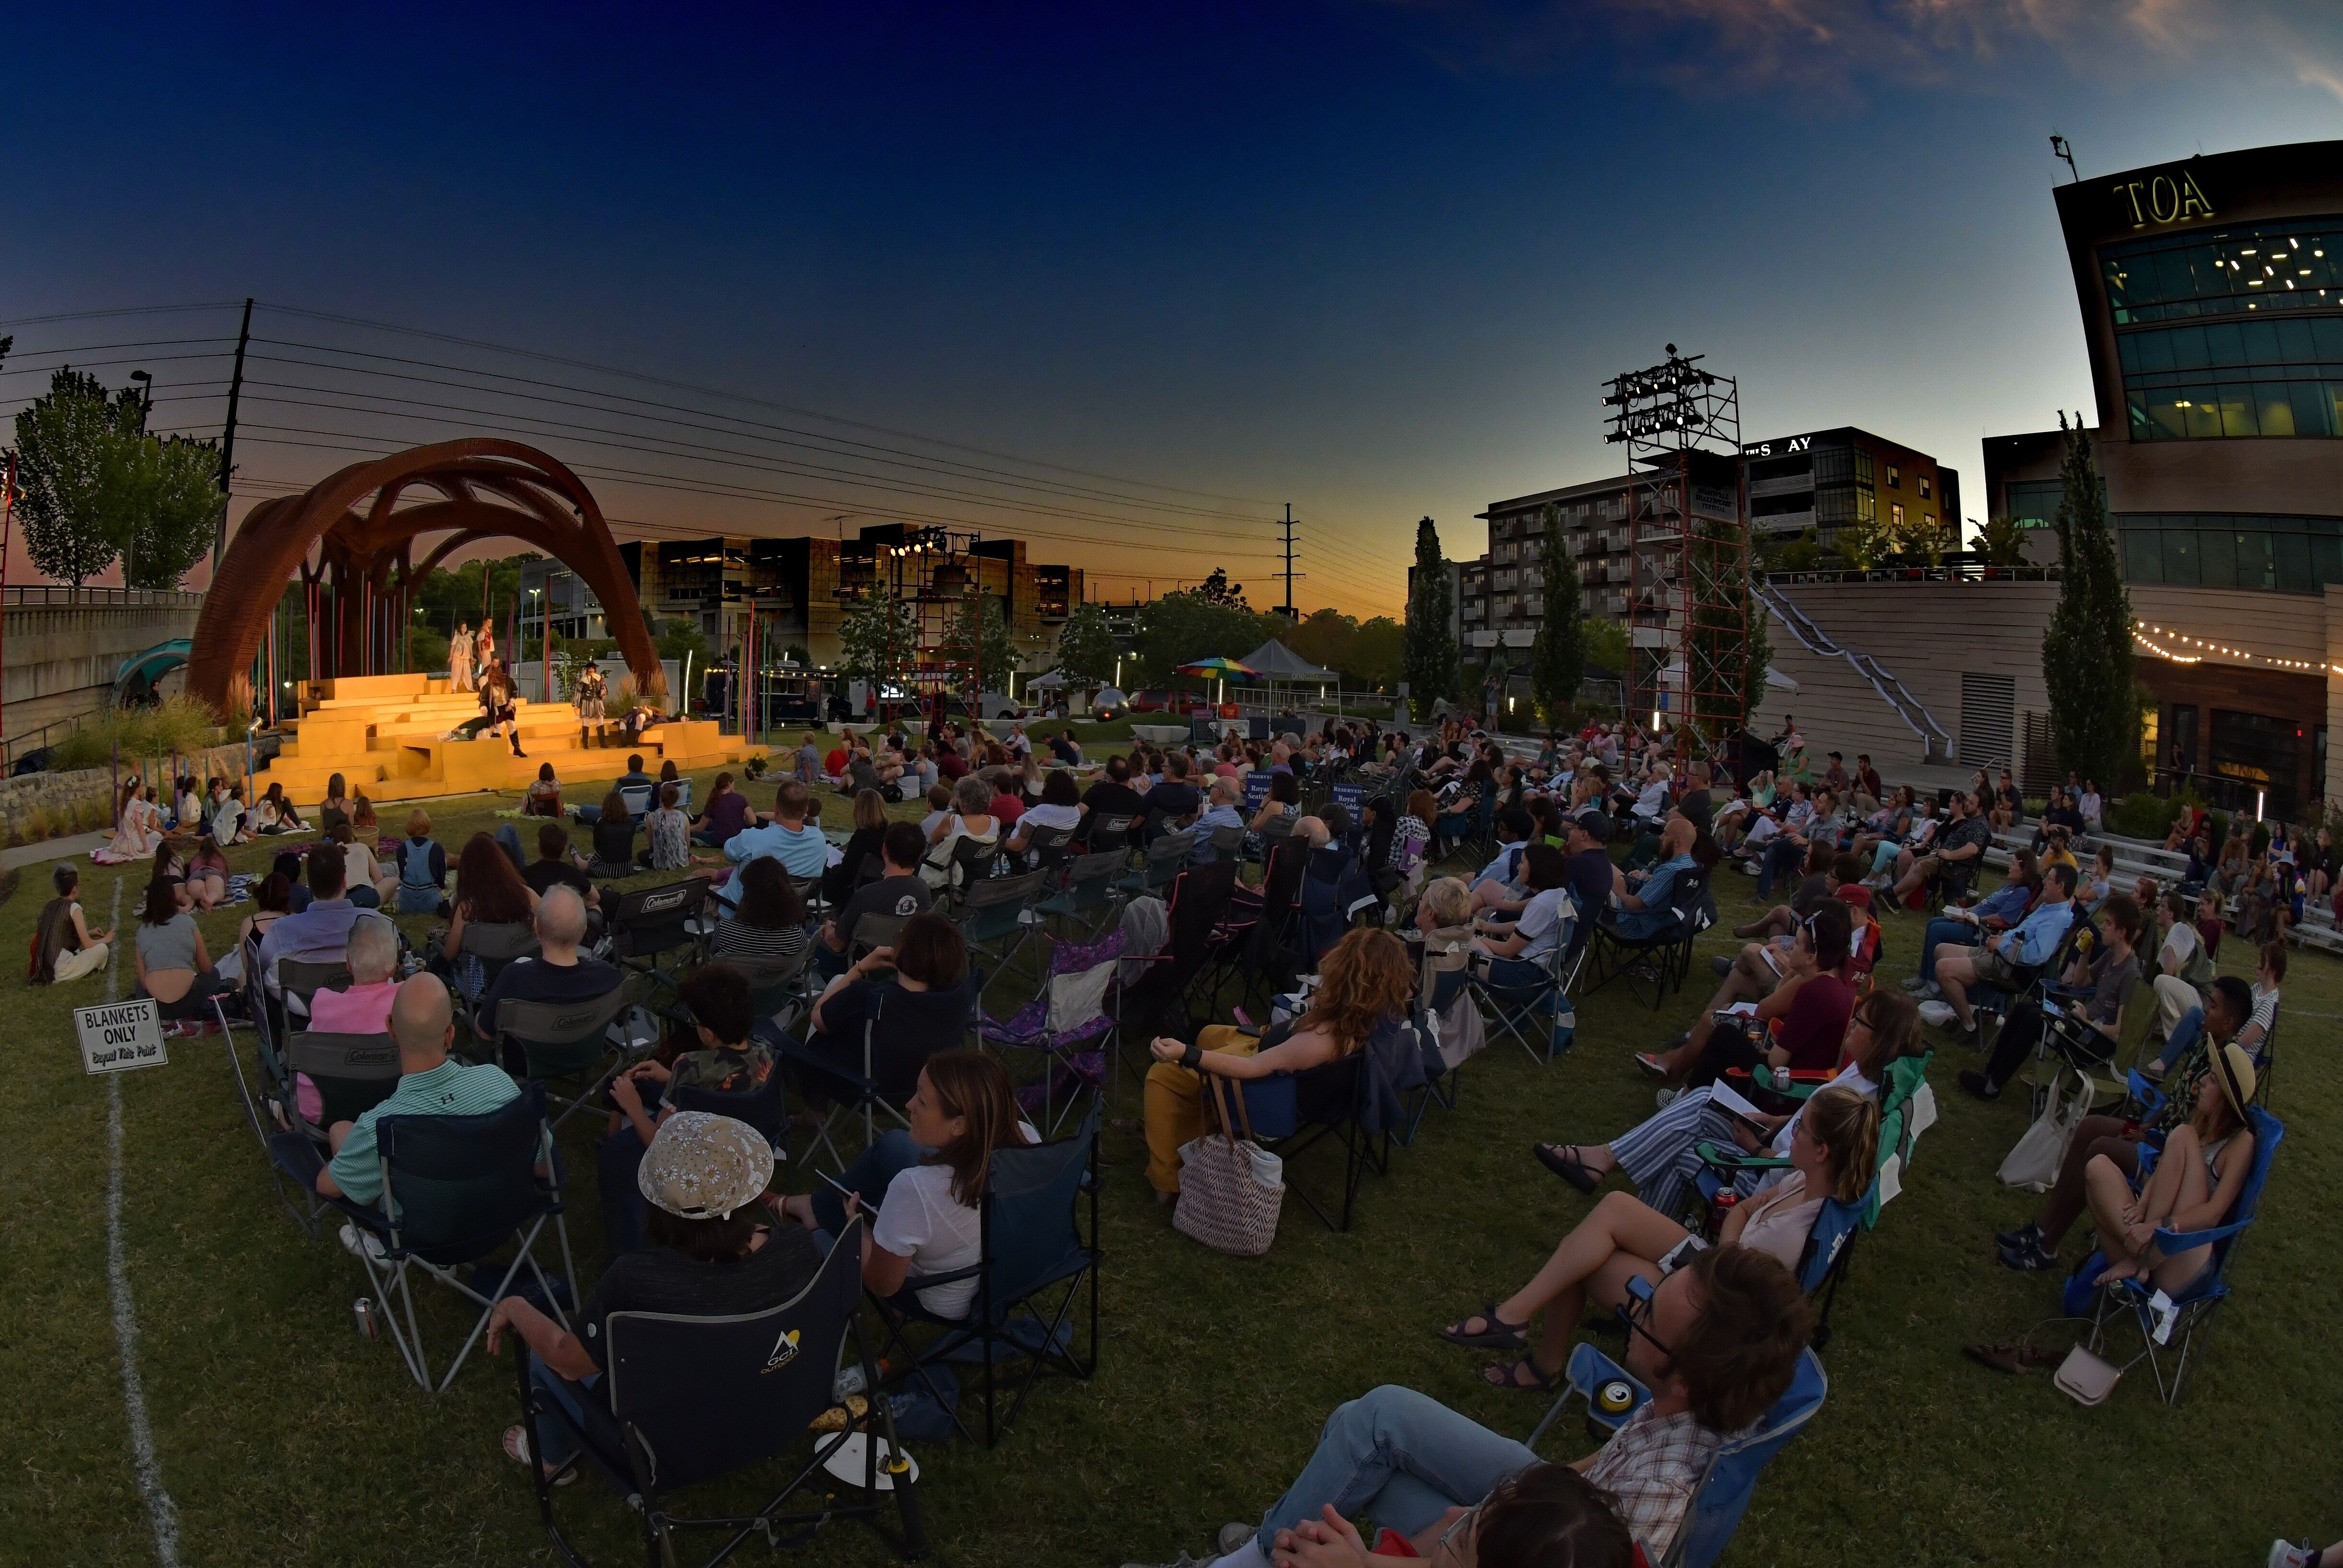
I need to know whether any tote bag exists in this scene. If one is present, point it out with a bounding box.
[1998,1065,2093,1192]
[1173,1074,1285,1256]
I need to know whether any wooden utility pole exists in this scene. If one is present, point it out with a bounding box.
[214,298,252,567]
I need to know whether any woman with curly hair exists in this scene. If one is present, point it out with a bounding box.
[1141,927,1414,1200]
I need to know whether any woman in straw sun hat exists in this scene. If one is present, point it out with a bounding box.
[2082,1040,2258,1294]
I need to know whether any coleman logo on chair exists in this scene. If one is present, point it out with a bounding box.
[761,1327,801,1374]
[642,886,694,913]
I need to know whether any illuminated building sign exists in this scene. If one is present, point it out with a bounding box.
[2113,167,2215,228]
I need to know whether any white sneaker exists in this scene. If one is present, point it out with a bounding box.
[1655,1086,1684,1111]
[1218,1523,1256,1554]
[2268,1543,2316,1568]
[339,1222,387,1262]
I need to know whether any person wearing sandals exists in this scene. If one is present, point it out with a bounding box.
[487,1106,818,1486]
[1441,1086,1877,1393]
[1531,988,1922,1220]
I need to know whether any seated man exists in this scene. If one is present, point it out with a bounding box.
[1905,852,2036,1001]
[1886,788,1990,905]
[721,780,829,891]
[521,821,602,916]
[815,821,934,979]
[1123,1246,1806,1568]
[1138,751,1202,843]
[1604,816,1696,941]
[1077,755,1150,836]
[257,843,368,1005]
[2142,937,2282,1081]
[1931,862,2079,1043]
[1047,728,1082,766]
[312,973,520,1256]
[1189,775,1246,864]
[573,754,656,825]
[472,887,625,1061]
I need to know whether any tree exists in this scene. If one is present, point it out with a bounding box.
[1053,598,1119,700]
[1132,587,1272,690]
[1976,515,2030,566]
[837,583,918,689]
[1832,510,1893,572]
[1189,567,1249,609]
[940,593,1018,692]
[1402,516,1459,706]
[2042,414,2134,786]
[1528,505,1585,727]
[10,367,146,594]
[1348,616,1405,691]
[1739,557,1774,722]
[120,432,226,590]
[1582,616,1628,678]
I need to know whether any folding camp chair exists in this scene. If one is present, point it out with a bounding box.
[874,1104,1101,1448]
[1114,861,1238,1064]
[1529,1338,1828,1568]
[455,920,542,1020]
[2063,1104,2283,1405]
[1235,1047,1389,1232]
[980,929,1124,1134]
[773,987,938,1171]
[518,1214,928,1567]
[1196,837,1307,1014]
[1404,955,1473,1142]
[1035,848,1126,937]
[255,1029,402,1237]
[726,944,816,1036]
[1084,812,1136,855]
[1118,830,1196,899]
[278,956,354,1030]
[283,1082,576,1393]
[1020,821,1076,875]
[605,875,713,973]
[1293,843,1379,968]
[213,931,282,1152]
[1202,822,1246,863]
[957,869,1049,994]
[1583,870,1713,1011]
[669,1069,791,1162]
[492,975,648,1135]
[847,910,908,964]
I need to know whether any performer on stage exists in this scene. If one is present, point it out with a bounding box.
[449,622,476,692]
[474,619,497,676]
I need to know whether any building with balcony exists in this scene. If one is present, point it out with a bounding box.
[1461,475,1637,652]
[1739,428,1959,556]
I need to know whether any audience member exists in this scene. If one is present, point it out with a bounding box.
[724,780,828,882]
[798,911,975,1108]
[387,808,449,915]
[259,843,369,995]
[32,864,112,984]
[691,770,752,849]
[643,782,692,871]
[1930,862,2079,1042]
[441,831,543,1002]
[473,886,624,1052]
[708,857,813,970]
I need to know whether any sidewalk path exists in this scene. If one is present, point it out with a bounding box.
[0,831,110,873]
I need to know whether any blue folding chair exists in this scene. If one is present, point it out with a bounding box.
[1530,1340,1828,1568]
[1236,1031,1412,1232]
[876,1103,1102,1447]
[2062,1103,2282,1405]
[1466,923,1580,1065]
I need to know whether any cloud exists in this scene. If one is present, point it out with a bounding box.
[1366,0,2343,107]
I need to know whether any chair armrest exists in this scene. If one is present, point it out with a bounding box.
[1746,1065,1823,1100]
[2153,1217,2248,1254]
[1694,1139,1790,1172]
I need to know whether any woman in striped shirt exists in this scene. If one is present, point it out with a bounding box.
[708,857,812,968]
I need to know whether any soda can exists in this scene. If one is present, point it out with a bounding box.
[353,1298,378,1340]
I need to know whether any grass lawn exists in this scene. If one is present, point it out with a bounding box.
[2,775,2333,1567]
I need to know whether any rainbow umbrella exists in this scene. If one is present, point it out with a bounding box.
[1175,656,1256,707]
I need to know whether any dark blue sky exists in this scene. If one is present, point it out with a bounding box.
[8,2,2343,611]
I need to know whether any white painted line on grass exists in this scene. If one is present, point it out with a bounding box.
[102,877,183,1568]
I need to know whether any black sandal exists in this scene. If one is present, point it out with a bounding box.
[1479,1358,1558,1392]
[1534,1143,1601,1194]
[1439,1303,1528,1350]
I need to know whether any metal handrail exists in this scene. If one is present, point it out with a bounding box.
[3,585,207,608]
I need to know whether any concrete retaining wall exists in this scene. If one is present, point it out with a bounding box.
[3,588,205,750]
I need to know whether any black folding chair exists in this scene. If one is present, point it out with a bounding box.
[1585,870,1713,1011]
[278,956,353,1030]
[1084,812,1136,855]
[519,1214,927,1566]
[875,1104,1102,1447]
[1237,1050,1381,1232]
[1114,861,1239,1070]
[773,988,942,1170]
[669,1069,791,1163]
[1035,849,1125,936]
[958,869,1050,993]
[606,875,713,973]
[255,1030,400,1236]
[456,920,542,1023]
[492,975,648,1134]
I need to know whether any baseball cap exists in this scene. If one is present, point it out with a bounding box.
[636,1111,774,1219]
[1571,806,1612,839]
[1835,882,1873,910]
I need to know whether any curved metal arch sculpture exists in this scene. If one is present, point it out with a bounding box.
[183,439,666,718]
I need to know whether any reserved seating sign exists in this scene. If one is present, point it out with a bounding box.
[75,999,168,1075]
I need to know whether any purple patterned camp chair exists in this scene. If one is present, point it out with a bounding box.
[985,929,1125,1134]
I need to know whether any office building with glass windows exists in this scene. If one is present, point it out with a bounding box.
[1740,428,1958,555]
[1966,140,2343,814]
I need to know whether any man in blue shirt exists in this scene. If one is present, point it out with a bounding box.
[258,843,369,1002]
[1607,816,1697,941]
[311,973,519,1255]
[1906,857,2040,1001]
[723,779,829,881]
[1189,776,1246,864]
[1932,863,2079,1040]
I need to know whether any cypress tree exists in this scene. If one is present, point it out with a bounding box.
[1403,516,1459,706]
[1528,503,1585,727]
[2041,414,2134,786]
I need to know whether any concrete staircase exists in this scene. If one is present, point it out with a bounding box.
[1755,586,1955,766]
[260,674,760,804]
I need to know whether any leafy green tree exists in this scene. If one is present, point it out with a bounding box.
[1528,506,1585,727]
[2042,414,2135,784]
[940,593,1018,692]
[838,583,918,688]
[1053,598,1119,699]
[1402,516,1458,706]
[1189,566,1249,609]
[1583,616,1629,677]
[1348,616,1405,691]
[10,368,146,594]
[1976,515,2030,566]
[120,431,226,590]
[1132,587,1272,690]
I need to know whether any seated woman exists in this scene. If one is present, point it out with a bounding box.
[133,876,233,1023]
[488,1110,820,1484]
[1241,769,1302,858]
[773,1049,1037,1324]
[1732,842,1840,940]
[641,782,693,871]
[796,912,976,1110]
[708,857,812,970]
[2085,1043,2257,1291]
[1442,1084,1878,1390]
[1468,843,1574,971]
[315,774,353,834]
[349,792,380,841]
[329,822,383,909]
[184,832,232,913]
[821,788,891,906]
[97,778,167,864]
[1536,987,1920,1220]
[235,871,294,958]
[439,831,542,1003]
[33,864,114,985]
[918,775,1000,890]
[253,781,305,835]
[1142,927,1413,1202]
[1004,769,1083,863]
[523,763,565,818]
[584,790,639,878]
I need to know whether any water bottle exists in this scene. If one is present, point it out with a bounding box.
[353,1297,378,1340]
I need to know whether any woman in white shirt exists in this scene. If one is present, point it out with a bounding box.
[1438,1085,1877,1391]
[921,775,1001,889]
[809,1050,1036,1321]
[1006,769,1084,860]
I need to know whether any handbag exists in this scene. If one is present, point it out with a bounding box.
[1997,1065,2093,1192]
[1172,1073,1285,1257]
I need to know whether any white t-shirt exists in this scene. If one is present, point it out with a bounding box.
[872,1123,1041,1320]
[1513,886,1575,962]
[1019,802,1083,835]
[2158,921,2198,975]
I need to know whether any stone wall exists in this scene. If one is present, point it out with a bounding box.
[3,587,205,752]
[0,741,268,848]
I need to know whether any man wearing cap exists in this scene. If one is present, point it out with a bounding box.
[487,1110,821,1482]
[313,974,519,1253]
[1993,976,2258,1275]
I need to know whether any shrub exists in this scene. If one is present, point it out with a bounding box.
[2107,791,2178,839]
[42,697,223,773]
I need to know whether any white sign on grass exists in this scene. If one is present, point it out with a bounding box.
[76,998,168,1075]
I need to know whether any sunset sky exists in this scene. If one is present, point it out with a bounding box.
[8,2,2343,616]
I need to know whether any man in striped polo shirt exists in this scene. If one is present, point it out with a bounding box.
[317,973,519,1220]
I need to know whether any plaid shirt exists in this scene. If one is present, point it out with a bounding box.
[1582,1406,1721,1559]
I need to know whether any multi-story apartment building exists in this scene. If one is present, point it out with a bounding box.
[1460,474,1637,651]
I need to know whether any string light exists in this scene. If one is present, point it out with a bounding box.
[2132,619,2340,673]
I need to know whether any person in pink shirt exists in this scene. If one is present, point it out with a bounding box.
[295,915,401,1124]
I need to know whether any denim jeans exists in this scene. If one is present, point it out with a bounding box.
[1756,837,1804,899]
[526,1353,602,1467]
[1250,1385,1538,1554]
[809,1128,930,1234]
[2151,1005,2204,1074]
[1918,917,1969,985]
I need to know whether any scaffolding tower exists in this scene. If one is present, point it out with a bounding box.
[1602,347,1749,744]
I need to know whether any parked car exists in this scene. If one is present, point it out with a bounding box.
[1123,689,1208,715]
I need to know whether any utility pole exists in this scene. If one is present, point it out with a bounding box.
[1280,504,1296,619]
[215,298,252,567]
